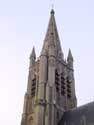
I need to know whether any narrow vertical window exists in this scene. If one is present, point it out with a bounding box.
[31,76,36,97]
[67,77,71,98]
[57,111,59,120]
[55,70,59,92]
[61,72,66,96]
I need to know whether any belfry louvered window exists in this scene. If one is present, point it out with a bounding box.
[67,77,71,98]
[31,77,36,97]
[55,70,59,92]
[61,73,66,96]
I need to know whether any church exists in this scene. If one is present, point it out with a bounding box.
[21,9,94,125]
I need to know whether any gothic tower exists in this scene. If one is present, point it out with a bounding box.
[21,9,77,125]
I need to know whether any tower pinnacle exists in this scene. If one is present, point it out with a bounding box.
[67,49,73,61]
[29,47,36,67]
[67,49,73,69]
[30,47,36,60]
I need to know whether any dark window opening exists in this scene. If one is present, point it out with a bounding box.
[67,84,71,88]
[57,112,59,120]
[61,72,66,96]
[67,88,71,93]
[61,90,65,95]
[55,70,60,92]
[67,77,71,98]
[31,77,36,97]
[67,86,71,98]
[67,94,71,98]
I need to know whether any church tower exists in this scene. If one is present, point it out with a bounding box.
[21,9,77,125]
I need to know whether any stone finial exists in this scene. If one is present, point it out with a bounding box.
[51,9,55,15]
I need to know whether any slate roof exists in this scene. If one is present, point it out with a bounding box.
[59,102,94,125]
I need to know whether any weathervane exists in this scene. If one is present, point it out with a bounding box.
[51,0,55,10]
[52,3,54,9]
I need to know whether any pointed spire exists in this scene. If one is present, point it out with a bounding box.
[67,49,73,61]
[29,47,36,68]
[41,9,64,59]
[67,49,73,69]
[30,47,36,60]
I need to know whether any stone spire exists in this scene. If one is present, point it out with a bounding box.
[30,47,36,60]
[67,49,73,68]
[67,49,73,61]
[41,9,64,59]
[21,9,77,125]
[29,47,36,67]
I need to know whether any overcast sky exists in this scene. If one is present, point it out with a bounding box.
[0,0,94,125]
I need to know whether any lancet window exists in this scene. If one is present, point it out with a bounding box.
[55,70,60,92]
[67,77,71,98]
[61,72,66,96]
[31,76,36,97]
